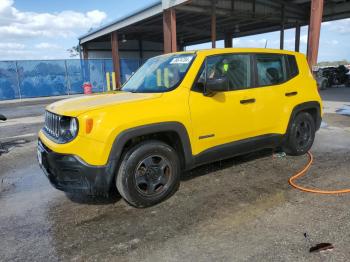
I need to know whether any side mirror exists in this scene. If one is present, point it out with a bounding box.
[205,76,229,94]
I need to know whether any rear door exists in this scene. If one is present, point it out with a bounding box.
[251,53,288,135]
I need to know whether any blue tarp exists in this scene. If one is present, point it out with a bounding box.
[0,58,143,100]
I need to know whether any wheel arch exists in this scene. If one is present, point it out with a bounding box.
[286,101,322,135]
[108,122,194,173]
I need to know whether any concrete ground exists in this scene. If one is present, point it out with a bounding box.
[0,88,350,262]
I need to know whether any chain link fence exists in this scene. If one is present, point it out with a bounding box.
[0,58,142,100]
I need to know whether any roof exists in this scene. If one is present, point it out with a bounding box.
[79,0,162,44]
[79,0,350,47]
[194,48,300,55]
[141,48,301,59]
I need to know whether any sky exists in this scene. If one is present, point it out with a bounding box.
[0,0,349,62]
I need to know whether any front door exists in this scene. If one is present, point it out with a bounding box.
[189,53,257,155]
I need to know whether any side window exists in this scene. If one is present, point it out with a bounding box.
[256,54,286,86]
[286,55,299,79]
[193,54,251,92]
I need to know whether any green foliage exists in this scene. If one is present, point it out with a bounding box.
[67,45,80,58]
[317,60,350,67]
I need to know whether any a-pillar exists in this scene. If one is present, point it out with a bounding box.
[163,8,177,53]
[307,0,324,67]
[111,31,121,89]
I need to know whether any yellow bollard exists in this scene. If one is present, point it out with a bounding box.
[106,72,111,91]
[164,68,169,88]
[157,69,162,87]
[112,72,117,90]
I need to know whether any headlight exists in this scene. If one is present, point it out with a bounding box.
[69,118,78,137]
[44,111,78,143]
[59,117,79,143]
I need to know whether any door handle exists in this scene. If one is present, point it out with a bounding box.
[240,98,256,104]
[285,91,298,97]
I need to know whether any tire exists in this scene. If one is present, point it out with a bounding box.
[283,112,316,156]
[320,80,328,90]
[116,140,181,208]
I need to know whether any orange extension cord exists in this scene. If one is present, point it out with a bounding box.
[289,151,350,194]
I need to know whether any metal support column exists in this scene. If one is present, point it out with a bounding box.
[163,8,177,53]
[280,4,285,50]
[211,2,217,48]
[138,39,143,61]
[82,45,88,59]
[307,0,324,67]
[111,31,121,89]
[81,44,89,83]
[295,23,301,52]
[224,32,233,48]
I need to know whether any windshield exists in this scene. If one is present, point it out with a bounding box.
[122,53,195,93]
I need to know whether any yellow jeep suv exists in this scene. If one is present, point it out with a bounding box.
[38,48,322,207]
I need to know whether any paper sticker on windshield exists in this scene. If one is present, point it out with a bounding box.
[170,56,193,64]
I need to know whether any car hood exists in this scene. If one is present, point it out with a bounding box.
[46,91,162,116]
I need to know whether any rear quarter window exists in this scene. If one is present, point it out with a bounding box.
[286,55,299,79]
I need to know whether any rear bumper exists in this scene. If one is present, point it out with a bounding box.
[37,139,115,196]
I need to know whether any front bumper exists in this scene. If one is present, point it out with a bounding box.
[37,139,115,196]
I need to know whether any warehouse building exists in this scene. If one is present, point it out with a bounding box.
[78,0,350,88]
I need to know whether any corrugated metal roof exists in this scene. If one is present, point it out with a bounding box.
[79,0,350,46]
[79,0,162,44]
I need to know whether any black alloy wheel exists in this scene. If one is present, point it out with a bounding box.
[134,155,172,196]
[283,112,316,156]
[295,119,312,152]
[116,140,181,207]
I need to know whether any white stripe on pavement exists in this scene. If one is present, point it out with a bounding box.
[0,116,43,127]
[0,133,37,140]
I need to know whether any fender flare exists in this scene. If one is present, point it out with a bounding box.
[286,101,322,134]
[108,122,194,170]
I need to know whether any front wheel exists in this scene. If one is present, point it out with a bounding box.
[116,140,181,207]
[283,112,316,156]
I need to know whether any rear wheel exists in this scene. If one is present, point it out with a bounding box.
[116,140,181,207]
[283,112,316,156]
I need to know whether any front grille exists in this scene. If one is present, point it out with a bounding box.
[44,111,61,138]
